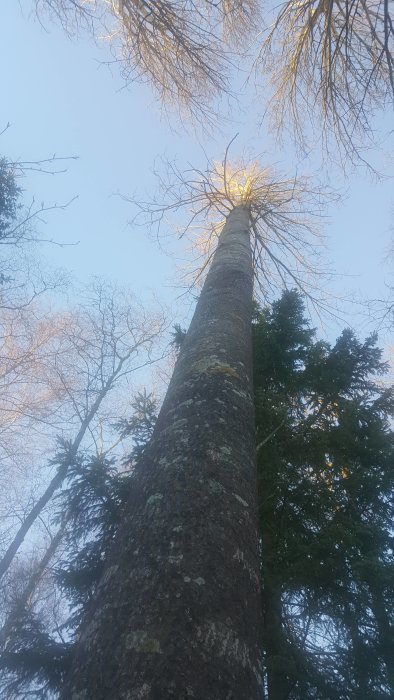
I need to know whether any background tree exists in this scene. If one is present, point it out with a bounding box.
[0,155,74,576]
[0,154,167,700]
[0,391,158,699]
[0,153,77,311]
[4,291,393,699]
[254,290,394,698]
[35,0,260,123]
[32,1,394,165]
[0,280,165,584]
[50,149,334,699]
[258,0,394,165]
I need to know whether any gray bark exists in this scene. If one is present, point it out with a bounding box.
[61,206,264,700]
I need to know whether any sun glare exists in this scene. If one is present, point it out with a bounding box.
[212,161,271,207]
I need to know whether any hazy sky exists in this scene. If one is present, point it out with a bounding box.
[2,2,394,347]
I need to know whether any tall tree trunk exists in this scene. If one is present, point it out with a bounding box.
[61,206,264,699]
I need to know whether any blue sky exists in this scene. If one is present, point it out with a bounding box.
[2,2,394,347]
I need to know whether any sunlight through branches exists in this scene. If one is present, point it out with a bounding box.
[129,140,338,312]
[258,0,394,166]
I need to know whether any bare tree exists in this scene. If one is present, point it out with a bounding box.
[131,143,334,310]
[0,153,77,312]
[35,0,260,123]
[258,0,394,165]
[58,150,333,699]
[0,306,74,477]
[0,280,166,583]
[0,520,68,642]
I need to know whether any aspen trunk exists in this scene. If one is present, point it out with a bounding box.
[61,206,264,699]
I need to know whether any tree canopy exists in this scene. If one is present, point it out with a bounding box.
[1,290,393,698]
[254,291,394,698]
[2,0,394,691]
[35,0,394,162]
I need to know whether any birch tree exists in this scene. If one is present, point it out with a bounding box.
[59,154,329,699]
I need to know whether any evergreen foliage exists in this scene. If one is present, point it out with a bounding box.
[254,291,394,699]
[114,390,157,463]
[54,452,128,631]
[0,159,22,286]
[1,610,71,697]
[55,391,158,636]
[1,293,393,699]
[170,323,187,350]
[0,392,158,698]
[0,159,21,243]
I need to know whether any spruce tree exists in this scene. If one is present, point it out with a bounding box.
[254,291,394,699]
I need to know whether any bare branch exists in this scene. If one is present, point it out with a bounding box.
[35,1,260,124]
[257,0,394,167]
[127,144,338,312]
[0,281,167,581]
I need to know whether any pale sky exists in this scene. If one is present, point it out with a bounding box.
[2,2,394,347]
